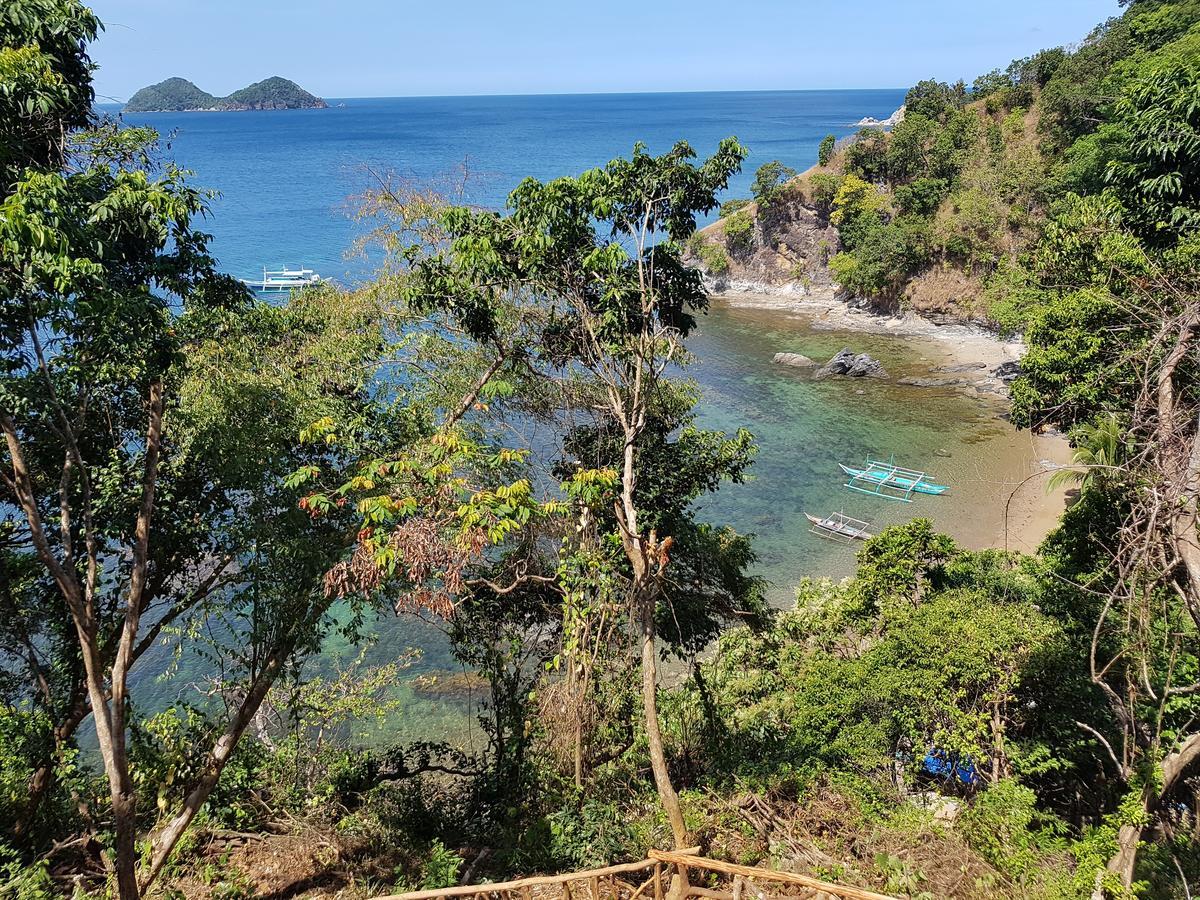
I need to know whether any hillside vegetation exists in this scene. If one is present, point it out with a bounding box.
[690,0,1200,330]
[3,1,1200,899]
[124,75,327,112]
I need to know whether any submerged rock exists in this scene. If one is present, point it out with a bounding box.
[898,376,964,388]
[932,361,988,373]
[815,347,888,379]
[772,352,816,368]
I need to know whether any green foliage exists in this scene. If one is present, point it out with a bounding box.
[0,842,54,900]
[894,177,948,217]
[396,839,464,891]
[844,129,888,181]
[0,0,99,177]
[829,174,885,249]
[1106,51,1200,238]
[959,780,1066,880]
[829,217,930,299]
[718,197,750,218]
[700,240,730,274]
[750,160,796,207]
[723,209,754,252]
[818,134,836,166]
[807,172,842,219]
[904,78,968,122]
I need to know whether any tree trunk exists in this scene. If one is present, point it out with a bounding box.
[640,589,688,850]
[139,649,286,893]
[1108,822,1144,889]
[1104,733,1200,888]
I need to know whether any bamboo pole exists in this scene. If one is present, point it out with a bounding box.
[647,851,897,900]
[374,858,658,900]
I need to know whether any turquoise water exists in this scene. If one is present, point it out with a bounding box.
[104,91,1049,742]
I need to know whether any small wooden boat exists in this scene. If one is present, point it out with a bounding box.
[806,511,873,542]
[242,267,323,294]
[839,458,949,502]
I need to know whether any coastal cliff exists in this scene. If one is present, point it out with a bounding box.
[686,87,1053,329]
[124,76,327,112]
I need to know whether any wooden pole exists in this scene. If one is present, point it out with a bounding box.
[374,859,658,900]
[647,851,898,900]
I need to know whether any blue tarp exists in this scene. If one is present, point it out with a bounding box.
[921,749,980,786]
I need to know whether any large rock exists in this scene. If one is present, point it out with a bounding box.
[773,352,816,368]
[815,347,888,379]
[993,360,1023,382]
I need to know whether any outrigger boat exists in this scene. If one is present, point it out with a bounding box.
[806,511,873,542]
[839,457,949,502]
[241,267,323,294]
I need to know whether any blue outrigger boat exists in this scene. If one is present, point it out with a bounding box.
[839,458,949,502]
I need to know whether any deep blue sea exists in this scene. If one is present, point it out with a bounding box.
[100,92,1051,740]
[103,91,904,281]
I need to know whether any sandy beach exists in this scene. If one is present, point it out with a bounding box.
[714,290,1073,555]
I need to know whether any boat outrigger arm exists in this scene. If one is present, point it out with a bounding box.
[839,458,949,503]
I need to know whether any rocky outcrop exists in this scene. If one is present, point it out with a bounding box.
[853,106,906,129]
[686,197,841,296]
[897,360,1020,396]
[814,348,887,379]
[772,352,816,368]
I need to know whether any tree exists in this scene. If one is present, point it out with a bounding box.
[0,4,398,896]
[818,134,836,167]
[750,160,796,207]
[0,0,99,180]
[339,140,753,853]
[1106,53,1200,239]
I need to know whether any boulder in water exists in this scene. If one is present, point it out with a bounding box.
[773,352,816,368]
[815,347,888,379]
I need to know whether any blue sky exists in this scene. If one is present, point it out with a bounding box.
[90,0,1120,102]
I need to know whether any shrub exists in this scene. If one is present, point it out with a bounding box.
[844,128,888,181]
[818,134,836,166]
[718,197,751,218]
[723,211,754,253]
[960,780,1065,880]
[688,236,730,274]
[808,172,842,219]
[751,160,797,207]
[894,177,948,217]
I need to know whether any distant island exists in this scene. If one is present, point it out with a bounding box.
[123,76,327,112]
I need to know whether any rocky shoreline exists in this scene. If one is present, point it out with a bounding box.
[719,288,1025,398]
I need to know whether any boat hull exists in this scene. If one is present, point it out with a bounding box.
[838,463,948,495]
[805,512,873,540]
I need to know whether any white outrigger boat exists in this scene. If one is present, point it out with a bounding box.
[839,457,949,503]
[241,267,323,294]
[806,511,874,542]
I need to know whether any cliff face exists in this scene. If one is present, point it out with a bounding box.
[684,181,842,297]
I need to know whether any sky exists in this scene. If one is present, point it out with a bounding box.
[90,0,1121,102]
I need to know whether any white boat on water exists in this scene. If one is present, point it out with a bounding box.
[242,267,323,294]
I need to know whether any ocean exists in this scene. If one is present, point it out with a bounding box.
[104,90,905,280]
[102,91,1047,741]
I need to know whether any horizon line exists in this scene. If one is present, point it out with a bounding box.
[98,85,910,106]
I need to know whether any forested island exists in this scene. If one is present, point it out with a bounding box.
[4,1,1200,899]
[123,75,327,111]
